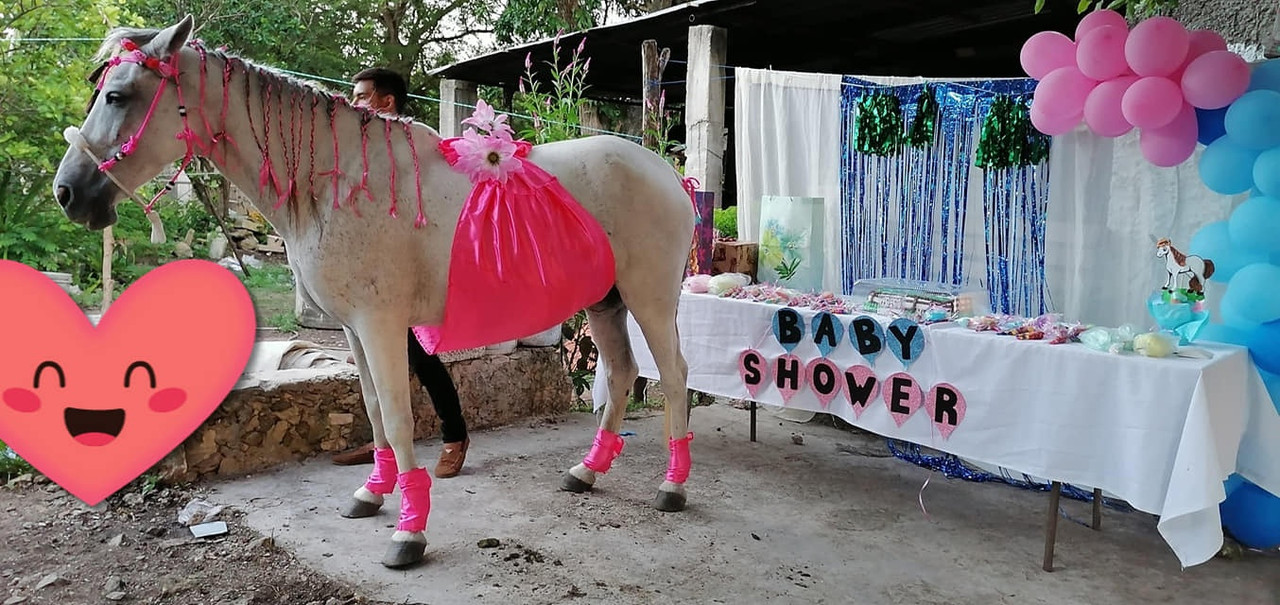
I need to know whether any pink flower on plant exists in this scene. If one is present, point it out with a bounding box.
[453,127,522,184]
[461,99,512,137]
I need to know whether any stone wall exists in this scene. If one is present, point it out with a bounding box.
[1174,0,1279,57]
[156,346,572,482]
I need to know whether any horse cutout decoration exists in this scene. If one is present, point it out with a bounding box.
[1155,237,1214,295]
[53,16,696,569]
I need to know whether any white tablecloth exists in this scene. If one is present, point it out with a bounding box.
[595,292,1280,568]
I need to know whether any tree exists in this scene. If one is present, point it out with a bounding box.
[494,0,688,45]
[0,0,140,282]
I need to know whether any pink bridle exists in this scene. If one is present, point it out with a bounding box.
[93,38,224,212]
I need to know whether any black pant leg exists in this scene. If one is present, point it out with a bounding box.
[406,329,468,443]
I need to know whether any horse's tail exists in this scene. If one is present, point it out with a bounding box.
[1203,259,1215,279]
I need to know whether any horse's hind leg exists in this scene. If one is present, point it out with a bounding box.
[627,288,691,512]
[340,326,394,519]
[561,288,637,493]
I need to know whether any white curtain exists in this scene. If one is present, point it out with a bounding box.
[1044,126,1247,327]
[734,68,843,292]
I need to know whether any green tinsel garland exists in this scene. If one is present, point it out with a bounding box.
[974,95,1051,170]
[855,93,904,156]
[906,85,939,148]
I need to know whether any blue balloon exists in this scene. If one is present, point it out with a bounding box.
[1196,106,1229,146]
[1188,220,1269,283]
[1224,90,1280,151]
[1196,322,1251,346]
[1221,298,1263,331]
[1254,148,1280,198]
[1228,196,1280,255]
[1247,319,1280,374]
[1221,481,1280,550]
[1224,262,1280,324]
[1199,136,1261,195]
[1247,58,1280,93]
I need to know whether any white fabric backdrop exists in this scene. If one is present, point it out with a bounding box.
[734,68,843,292]
[733,67,1250,328]
[1044,126,1248,327]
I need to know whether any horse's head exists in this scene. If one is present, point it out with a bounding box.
[1155,238,1171,257]
[52,16,195,230]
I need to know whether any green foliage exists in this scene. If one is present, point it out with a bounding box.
[713,206,737,239]
[0,441,33,482]
[643,90,684,172]
[1034,0,1179,19]
[494,0,652,45]
[511,36,592,144]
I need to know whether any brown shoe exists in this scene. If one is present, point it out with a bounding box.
[332,442,376,466]
[434,438,469,478]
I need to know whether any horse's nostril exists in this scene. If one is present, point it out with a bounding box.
[55,185,73,209]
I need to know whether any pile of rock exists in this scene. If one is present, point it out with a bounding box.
[222,212,286,255]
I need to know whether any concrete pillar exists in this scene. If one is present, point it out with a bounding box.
[439,79,479,137]
[684,25,728,209]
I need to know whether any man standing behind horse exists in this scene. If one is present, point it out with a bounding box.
[330,67,471,480]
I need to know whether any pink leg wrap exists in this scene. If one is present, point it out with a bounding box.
[395,468,432,533]
[665,432,694,483]
[582,428,626,474]
[363,447,398,495]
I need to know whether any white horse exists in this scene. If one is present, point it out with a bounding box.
[53,16,694,568]
[1156,237,1214,295]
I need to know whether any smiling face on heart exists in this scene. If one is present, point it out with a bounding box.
[0,259,256,506]
[3,359,190,448]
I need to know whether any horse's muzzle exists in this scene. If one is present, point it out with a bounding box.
[53,178,118,231]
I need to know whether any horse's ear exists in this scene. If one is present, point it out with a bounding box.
[148,14,195,58]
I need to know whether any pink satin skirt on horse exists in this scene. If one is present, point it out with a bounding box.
[412,139,616,354]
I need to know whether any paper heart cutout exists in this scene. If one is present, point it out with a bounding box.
[0,260,256,505]
[886,318,925,369]
[774,354,806,404]
[805,357,842,409]
[927,383,967,440]
[811,312,844,357]
[842,365,879,418]
[772,308,805,353]
[849,315,886,365]
[881,372,923,427]
[738,349,770,399]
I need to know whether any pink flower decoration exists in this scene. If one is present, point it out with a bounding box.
[461,99,512,138]
[453,128,522,184]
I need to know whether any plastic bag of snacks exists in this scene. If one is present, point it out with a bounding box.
[707,272,752,295]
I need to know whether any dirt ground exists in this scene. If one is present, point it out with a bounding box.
[2,403,1277,605]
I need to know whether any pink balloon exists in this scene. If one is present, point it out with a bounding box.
[1077,25,1131,80]
[1181,50,1251,109]
[1122,76,1184,129]
[1187,29,1229,59]
[1140,103,1198,167]
[1021,31,1077,80]
[1075,9,1128,41]
[1034,66,1098,121]
[1125,16,1190,77]
[1031,100,1081,136]
[1084,76,1139,137]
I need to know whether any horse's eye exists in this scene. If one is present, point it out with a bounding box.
[104,91,125,105]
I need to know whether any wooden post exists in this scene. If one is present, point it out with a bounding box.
[101,226,114,313]
[439,79,479,138]
[685,25,728,209]
[640,39,671,150]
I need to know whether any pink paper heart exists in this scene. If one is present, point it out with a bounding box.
[927,383,967,439]
[881,372,923,427]
[0,260,256,505]
[842,365,879,419]
[774,354,805,404]
[805,358,842,409]
[738,349,770,399]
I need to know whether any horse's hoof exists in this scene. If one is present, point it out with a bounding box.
[382,541,427,569]
[560,472,593,493]
[340,498,382,519]
[654,490,686,512]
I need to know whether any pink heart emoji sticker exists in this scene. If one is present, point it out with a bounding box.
[0,260,256,505]
[881,371,922,427]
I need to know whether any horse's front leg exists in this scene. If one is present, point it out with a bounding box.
[352,318,429,568]
[339,326,395,519]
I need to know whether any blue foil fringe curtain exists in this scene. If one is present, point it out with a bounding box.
[840,77,1051,316]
